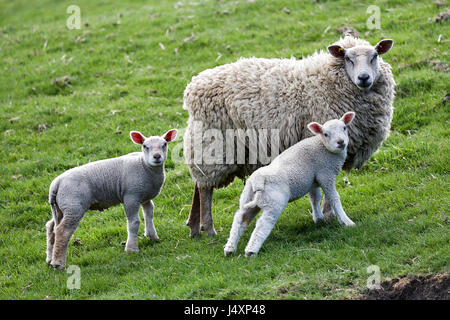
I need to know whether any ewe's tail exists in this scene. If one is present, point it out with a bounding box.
[49,178,61,226]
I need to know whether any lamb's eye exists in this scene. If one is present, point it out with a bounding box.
[324,133,328,137]
[143,145,149,150]
[163,142,167,148]
[343,126,347,131]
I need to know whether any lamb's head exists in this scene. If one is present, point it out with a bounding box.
[328,39,393,90]
[130,129,178,166]
[308,112,355,154]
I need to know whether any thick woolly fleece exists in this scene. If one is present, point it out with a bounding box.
[183,36,395,189]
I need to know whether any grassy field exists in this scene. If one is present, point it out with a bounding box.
[0,0,449,300]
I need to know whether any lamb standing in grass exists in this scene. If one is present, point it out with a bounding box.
[183,36,395,237]
[224,112,355,257]
[45,129,177,269]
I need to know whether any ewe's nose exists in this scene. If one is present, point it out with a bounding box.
[358,73,370,81]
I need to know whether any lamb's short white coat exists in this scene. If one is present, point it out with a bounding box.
[224,113,355,257]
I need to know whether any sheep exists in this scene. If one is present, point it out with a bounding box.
[224,112,356,257]
[45,129,178,269]
[182,36,395,237]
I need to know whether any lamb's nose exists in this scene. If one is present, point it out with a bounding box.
[358,73,370,81]
[153,154,161,160]
[337,139,345,147]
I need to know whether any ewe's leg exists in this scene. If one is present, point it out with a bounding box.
[308,187,324,223]
[224,206,259,256]
[51,211,84,270]
[186,184,201,237]
[321,183,354,227]
[199,186,216,236]
[45,220,55,264]
[244,204,285,257]
[123,198,141,252]
[142,200,159,241]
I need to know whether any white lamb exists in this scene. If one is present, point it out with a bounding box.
[224,112,356,257]
[46,129,177,269]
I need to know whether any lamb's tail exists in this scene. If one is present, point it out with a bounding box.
[243,191,262,209]
[243,175,265,209]
[49,178,61,226]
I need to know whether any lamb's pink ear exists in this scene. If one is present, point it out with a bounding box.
[308,122,323,135]
[328,45,345,58]
[162,129,178,142]
[340,112,355,125]
[130,131,146,145]
[375,39,393,55]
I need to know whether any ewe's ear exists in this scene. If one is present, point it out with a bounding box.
[340,112,355,125]
[162,129,178,142]
[130,131,146,145]
[375,39,393,55]
[328,45,346,58]
[308,122,323,135]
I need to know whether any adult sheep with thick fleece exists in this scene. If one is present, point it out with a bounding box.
[46,129,177,269]
[183,36,395,237]
[224,112,356,257]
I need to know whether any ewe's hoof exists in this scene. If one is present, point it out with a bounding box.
[189,229,201,238]
[205,229,217,237]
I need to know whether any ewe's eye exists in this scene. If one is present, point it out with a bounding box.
[324,133,328,137]
[371,54,378,63]
[345,56,354,65]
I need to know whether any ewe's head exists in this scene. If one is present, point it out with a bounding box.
[308,112,355,154]
[328,39,393,90]
[130,129,178,167]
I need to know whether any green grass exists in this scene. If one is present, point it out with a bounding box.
[0,0,449,299]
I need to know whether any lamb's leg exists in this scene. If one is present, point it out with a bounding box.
[244,204,285,257]
[308,187,324,223]
[199,186,216,236]
[142,200,159,241]
[321,184,355,227]
[224,206,259,256]
[123,198,141,252]
[45,220,55,264]
[51,210,84,270]
[186,183,201,237]
[321,197,336,221]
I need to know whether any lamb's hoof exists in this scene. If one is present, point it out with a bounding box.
[224,250,234,257]
[50,262,65,270]
[125,245,139,253]
[245,251,257,258]
[145,234,160,242]
[223,245,235,257]
[345,221,356,227]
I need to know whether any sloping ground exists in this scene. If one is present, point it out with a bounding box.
[358,274,450,300]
